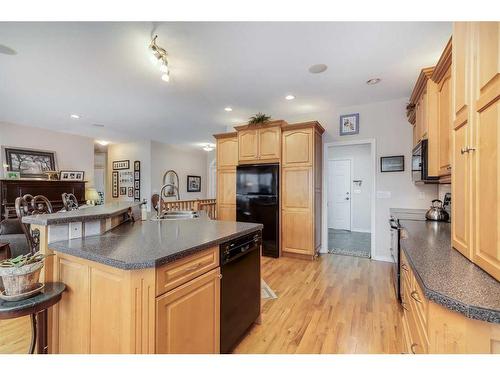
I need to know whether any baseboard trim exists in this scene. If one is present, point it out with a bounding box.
[371,255,394,263]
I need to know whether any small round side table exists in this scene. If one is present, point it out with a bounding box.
[0,282,66,354]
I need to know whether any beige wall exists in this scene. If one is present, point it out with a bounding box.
[0,121,95,185]
[151,141,208,200]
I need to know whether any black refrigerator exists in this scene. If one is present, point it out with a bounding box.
[236,164,279,258]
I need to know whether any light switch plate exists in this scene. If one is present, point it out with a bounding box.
[354,189,362,194]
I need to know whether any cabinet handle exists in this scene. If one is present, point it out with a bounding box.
[401,302,409,311]
[401,264,409,272]
[410,343,418,354]
[410,291,422,303]
[446,166,452,170]
[218,274,223,279]
[184,263,202,272]
[461,146,477,154]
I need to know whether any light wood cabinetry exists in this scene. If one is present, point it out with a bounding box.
[281,122,324,259]
[214,132,238,221]
[400,251,500,354]
[451,22,500,281]
[236,121,283,163]
[48,244,221,353]
[156,267,220,354]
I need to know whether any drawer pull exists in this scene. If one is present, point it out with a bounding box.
[410,343,418,354]
[410,291,422,303]
[401,264,409,272]
[401,302,409,311]
[184,263,203,272]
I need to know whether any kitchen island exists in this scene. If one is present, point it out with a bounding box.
[24,203,262,354]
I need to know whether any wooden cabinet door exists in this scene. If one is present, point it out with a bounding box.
[282,210,313,255]
[453,22,470,121]
[471,22,500,281]
[217,169,235,206]
[217,137,238,168]
[258,127,280,160]
[438,69,452,176]
[415,99,423,143]
[217,169,236,221]
[282,168,311,210]
[156,268,220,354]
[451,120,471,259]
[282,128,313,167]
[421,90,429,139]
[238,129,258,161]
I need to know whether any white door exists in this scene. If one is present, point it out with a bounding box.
[328,159,351,230]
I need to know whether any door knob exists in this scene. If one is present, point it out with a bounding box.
[345,197,350,200]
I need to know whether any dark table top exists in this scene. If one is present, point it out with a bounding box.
[0,282,66,319]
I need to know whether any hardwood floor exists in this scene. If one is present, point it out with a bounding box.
[234,254,403,354]
[0,254,402,354]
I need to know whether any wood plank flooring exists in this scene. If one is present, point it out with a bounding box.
[234,254,403,354]
[0,254,402,354]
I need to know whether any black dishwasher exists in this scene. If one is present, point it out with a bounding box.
[220,231,261,353]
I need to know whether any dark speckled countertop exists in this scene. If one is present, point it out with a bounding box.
[399,219,500,323]
[48,219,262,270]
[22,202,142,225]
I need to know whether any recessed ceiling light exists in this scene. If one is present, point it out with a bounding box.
[224,107,233,112]
[92,123,105,128]
[70,114,80,119]
[308,64,328,74]
[96,140,109,146]
[285,95,295,100]
[366,78,382,85]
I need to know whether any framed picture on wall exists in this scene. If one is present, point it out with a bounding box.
[120,187,127,195]
[3,147,57,179]
[187,175,201,192]
[112,171,119,198]
[128,187,134,197]
[112,160,130,170]
[339,113,359,136]
[380,155,405,172]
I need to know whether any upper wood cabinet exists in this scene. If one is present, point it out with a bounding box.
[238,129,259,161]
[282,127,314,167]
[432,38,453,178]
[236,122,283,163]
[451,22,500,281]
[216,134,238,168]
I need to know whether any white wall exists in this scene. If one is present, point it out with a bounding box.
[150,141,208,200]
[328,144,372,233]
[107,140,152,207]
[314,98,438,262]
[0,121,95,185]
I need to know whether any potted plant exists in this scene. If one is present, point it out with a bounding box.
[248,112,271,125]
[0,252,50,298]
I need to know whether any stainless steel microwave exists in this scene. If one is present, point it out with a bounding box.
[412,139,438,183]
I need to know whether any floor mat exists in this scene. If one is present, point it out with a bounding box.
[328,229,371,258]
[261,279,277,299]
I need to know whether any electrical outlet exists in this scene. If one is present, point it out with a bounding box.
[418,191,426,200]
[69,222,83,239]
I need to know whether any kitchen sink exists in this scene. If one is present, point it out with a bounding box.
[151,210,203,221]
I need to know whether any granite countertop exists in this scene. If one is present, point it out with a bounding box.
[398,219,500,323]
[22,202,142,225]
[48,219,263,270]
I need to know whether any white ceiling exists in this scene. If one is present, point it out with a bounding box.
[0,22,451,147]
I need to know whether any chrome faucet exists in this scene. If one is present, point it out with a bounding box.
[157,183,180,218]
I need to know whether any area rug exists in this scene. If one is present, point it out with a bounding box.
[261,279,277,299]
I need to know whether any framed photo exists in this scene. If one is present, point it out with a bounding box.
[5,171,20,180]
[187,175,201,192]
[128,187,134,197]
[134,160,140,171]
[134,181,140,190]
[112,171,119,198]
[112,160,130,170]
[120,187,127,196]
[381,155,405,172]
[134,189,140,199]
[3,147,57,179]
[134,160,141,202]
[339,113,359,136]
[119,170,133,186]
[60,170,85,181]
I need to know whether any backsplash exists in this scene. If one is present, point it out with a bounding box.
[438,184,451,201]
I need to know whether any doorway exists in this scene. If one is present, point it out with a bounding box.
[324,141,375,259]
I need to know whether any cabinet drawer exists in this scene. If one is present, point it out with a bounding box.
[409,274,428,329]
[404,287,428,354]
[156,247,219,296]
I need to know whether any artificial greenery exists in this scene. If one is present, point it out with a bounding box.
[248,112,271,125]
[0,251,51,268]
